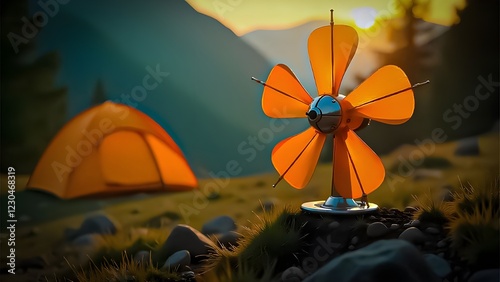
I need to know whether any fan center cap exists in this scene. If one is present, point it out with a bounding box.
[307,95,342,134]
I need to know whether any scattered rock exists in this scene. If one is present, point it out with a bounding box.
[390,224,400,231]
[436,188,455,202]
[71,234,103,247]
[215,231,242,248]
[328,221,340,229]
[260,198,280,212]
[410,220,421,227]
[351,236,359,245]
[65,214,118,241]
[413,169,443,181]
[399,227,425,244]
[281,266,305,282]
[207,191,221,200]
[202,215,236,235]
[454,137,480,156]
[404,206,418,213]
[134,250,151,264]
[162,250,191,271]
[436,239,448,248]
[424,253,451,278]
[468,268,500,282]
[425,227,440,235]
[303,240,440,282]
[157,224,216,263]
[180,270,196,280]
[367,222,389,237]
[348,245,355,251]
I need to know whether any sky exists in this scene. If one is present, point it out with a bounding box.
[186,0,465,35]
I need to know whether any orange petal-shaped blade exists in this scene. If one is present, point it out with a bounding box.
[272,127,326,189]
[262,64,313,118]
[308,25,358,96]
[333,128,385,198]
[343,65,414,125]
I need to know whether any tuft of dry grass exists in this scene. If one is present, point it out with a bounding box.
[448,181,499,268]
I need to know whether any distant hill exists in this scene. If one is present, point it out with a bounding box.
[31,0,308,176]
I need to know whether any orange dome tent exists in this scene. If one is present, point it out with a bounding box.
[27,101,198,198]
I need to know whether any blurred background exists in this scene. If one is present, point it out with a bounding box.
[1,0,498,179]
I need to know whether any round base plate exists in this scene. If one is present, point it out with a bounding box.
[301,196,378,215]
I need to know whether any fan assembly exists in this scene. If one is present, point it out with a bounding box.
[253,10,428,214]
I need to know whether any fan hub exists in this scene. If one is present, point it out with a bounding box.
[307,95,342,134]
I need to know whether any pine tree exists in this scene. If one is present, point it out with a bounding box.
[1,0,68,173]
[91,79,107,106]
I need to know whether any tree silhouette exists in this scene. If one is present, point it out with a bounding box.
[1,0,67,173]
[91,79,107,106]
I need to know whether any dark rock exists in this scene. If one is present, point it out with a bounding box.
[367,222,389,237]
[134,250,151,264]
[404,206,418,213]
[157,224,216,263]
[303,240,440,282]
[260,198,280,212]
[425,227,440,235]
[328,221,340,229]
[202,215,236,235]
[399,227,425,244]
[351,236,359,245]
[413,169,443,181]
[71,234,103,246]
[424,254,451,278]
[281,266,305,282]
[162,250,191,271]
[215,231,242,248]
[65,214,118,240]
[390,224,399,231]
[437,239,448,248]
[468,269,500,282]
[454,137,480,156]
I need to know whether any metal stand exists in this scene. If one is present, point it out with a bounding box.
[301,196,378,215]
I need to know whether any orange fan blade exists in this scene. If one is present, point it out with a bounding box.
[272,127,326,189]
[308,25,358,96]
[333,128,385,198]
[343,65,414,125]
[262,64,313,118]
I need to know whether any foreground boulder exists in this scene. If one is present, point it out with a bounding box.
[304,239,439,282]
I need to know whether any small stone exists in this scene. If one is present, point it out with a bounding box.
[260,198,280,212]
[468,269,500,282]
[425,227,440,235]
[162,250,191,271]
[180,270,196,280]
[367,222,389,237]
[134,250,151,264]
[281,266,305,282]
[65,214,118,240]
[202,216,236,235]
[437,188,454,202]
[410,220,421,227]
[328,221,340,229]
[399,227,425,244]
[424,254,452,278]
[390,224,399,231]
[71,234,103,246]
[368,215,377,220]
[437,239,448,248]
[454,137,480,156]
[404,206,418,213]
[348,245,355,250]
[351,236,359,245]
[215,231,242,248]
